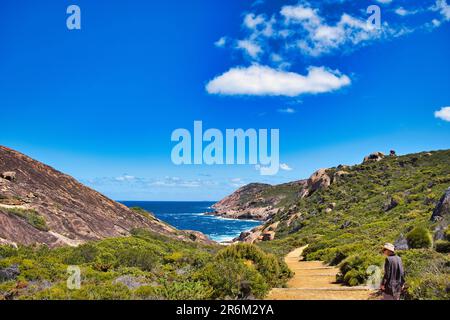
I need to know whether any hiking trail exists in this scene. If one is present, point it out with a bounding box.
[267,246,376,300]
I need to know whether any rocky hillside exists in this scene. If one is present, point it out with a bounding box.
[235,149,450,299]
[215,150,450,244]
[0,146,210,247]
[211,181,306,221]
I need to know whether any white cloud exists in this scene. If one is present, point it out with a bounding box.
[432,18,442,27]
[280,163,293,171]
[395,7,418,16]
[236,40,262,59]
[280,5,321,26]
[149,177,205,188]
[434,106,450,121]
[244,13,266,30]
[215,37,227,47]
[206,65,351,97]
[229,178,245,188]
[277,107,296,114]
[220,1,449,65]
[115,175,136,182]
[271,53,283,62]
[282,5,387,57]
[433,0,450,20]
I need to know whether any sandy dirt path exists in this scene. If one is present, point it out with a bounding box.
[267,246,375,300]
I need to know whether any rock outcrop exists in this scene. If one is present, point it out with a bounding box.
[363,152,385,163]
[300,168,331,198]
[1,171,16,181]
[431,187,450,221]
[0,146,212,247]
[0,264,20,282]
[431,187,450,242]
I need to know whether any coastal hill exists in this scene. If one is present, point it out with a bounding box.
[211,181,306,221]
[212,150,450,244]
[0,146,210,247]
[214,149,450,299]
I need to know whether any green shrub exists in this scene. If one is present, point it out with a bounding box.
[64,243,99,265]
[338,253,383,287]
[406,227,433,249]
[115,246,157,271]
[435,240,450,253]
[399,249,449,299]
[404,273,450,300]
[6,208,49,231]
[94,252,117,272]
[153,281,213,300]
[216,243,292,287]
[130,207,154,221]
[196,258,269,299]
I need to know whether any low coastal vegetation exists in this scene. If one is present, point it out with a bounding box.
[257,150,450,300]
[0,229,290,300]
[1,149,449,300]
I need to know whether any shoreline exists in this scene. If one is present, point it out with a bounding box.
[203,210,268,222]
[200,212,262,244]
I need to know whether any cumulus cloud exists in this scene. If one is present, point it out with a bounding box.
[280,163,293,171]
[207,1,448,99]
[433,0,450,20]
[206,65,350,97]
[220,1,448,64]
[236,40,262,59]
[244,13,266,30]
[281,5,321,25]
[434,106,450,121]
[280,4,389,57]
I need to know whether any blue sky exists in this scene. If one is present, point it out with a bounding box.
[1,0,449,200]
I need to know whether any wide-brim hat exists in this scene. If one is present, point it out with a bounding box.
[382,243,395,253]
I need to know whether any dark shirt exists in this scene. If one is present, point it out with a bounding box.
[382,255,405,295]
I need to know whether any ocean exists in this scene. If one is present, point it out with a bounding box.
[121,201,262,242]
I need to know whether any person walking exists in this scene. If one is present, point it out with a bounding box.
[380,243,405,300]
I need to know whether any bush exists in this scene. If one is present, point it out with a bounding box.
[94,252,117,272]
[6,208,49,231]
[196,258,269,299]
[64,243,99,265]
[338,253,384,287]
[130,207,155,221]
[406,227,432,249]
[399,249,449,299]
[153,281,213,300]
[435,240,450,253]
[216,243,292,287]
[116,247,157,271]
[404,273,450,300]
